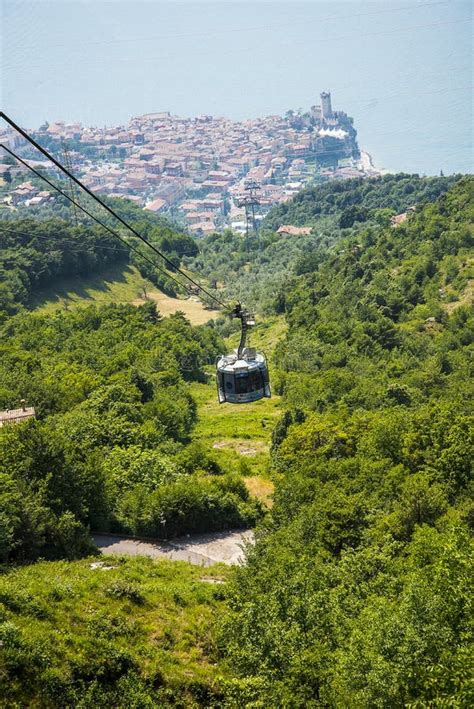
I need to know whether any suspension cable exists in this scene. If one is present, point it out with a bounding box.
[0,112,230,310]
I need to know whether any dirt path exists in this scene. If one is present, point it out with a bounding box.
[93,529,254,567]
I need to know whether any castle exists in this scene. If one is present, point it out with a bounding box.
[310,91,360,164]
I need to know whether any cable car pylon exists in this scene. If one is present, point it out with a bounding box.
[61,140,79,226]
[237,179,261,253]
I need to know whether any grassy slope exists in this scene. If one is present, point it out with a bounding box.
[29,262,150,312]
[0,557,229,704]
[188,316,286,503]
[189,379,281,475]
[30,263,220,324]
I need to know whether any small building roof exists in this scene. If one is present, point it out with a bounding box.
[277,225,312,236]
[145,197,167,212]
[188,221,216,233]
[390,212,409,226]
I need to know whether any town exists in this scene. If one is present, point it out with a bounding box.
[1,92,381,233]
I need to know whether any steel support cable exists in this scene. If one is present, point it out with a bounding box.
[0,144,197,297]
[0,112,230,311]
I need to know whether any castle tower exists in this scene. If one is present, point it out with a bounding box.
[320,91,333,120]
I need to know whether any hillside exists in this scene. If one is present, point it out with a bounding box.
[29,262,219,324]
[0,212,200,319]
[0,176,472,707]
[184,174,461,312]
[277,176,473,410]
[263,173,461,230]
[0,556,230,706]
[220,176,474,706]
[0,310,282,705]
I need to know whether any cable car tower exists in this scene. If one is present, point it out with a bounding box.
[61,141,79,226]
[237,179,261,251]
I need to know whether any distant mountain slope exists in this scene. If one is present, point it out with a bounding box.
[185,175,462,313]
[263,173,461,230]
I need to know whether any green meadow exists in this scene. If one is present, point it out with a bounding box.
[0,556,230,705]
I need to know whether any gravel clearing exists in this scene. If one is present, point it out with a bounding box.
[93,529,254,566]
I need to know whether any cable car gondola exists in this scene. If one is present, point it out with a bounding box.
[216,304,271,404]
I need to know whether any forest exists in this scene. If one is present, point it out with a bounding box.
[0,174,472,706]
[184,173,463,312]
[263,172,461,230]
[0,210,198,317]
[220,175,473,706]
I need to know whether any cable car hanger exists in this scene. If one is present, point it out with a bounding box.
[232,302,255,358]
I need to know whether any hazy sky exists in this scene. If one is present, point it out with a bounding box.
[2,0,472,174]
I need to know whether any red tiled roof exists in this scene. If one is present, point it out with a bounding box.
[277,225,312,236]
[145,198,167,212]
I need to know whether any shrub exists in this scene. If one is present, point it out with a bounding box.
[115,475,262,539]
[105,581,145,605]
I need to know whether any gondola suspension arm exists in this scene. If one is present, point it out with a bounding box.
[231,303,256,359]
